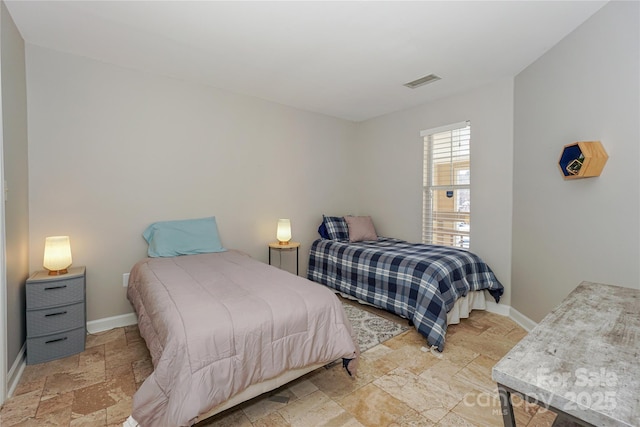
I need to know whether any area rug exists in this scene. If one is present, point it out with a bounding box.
[342,301,409,352]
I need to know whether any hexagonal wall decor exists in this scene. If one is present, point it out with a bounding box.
[558,141,608,180]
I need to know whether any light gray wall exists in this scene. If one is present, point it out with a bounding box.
[355,79,514,305]
[18,0,637,347]
[26,45,358,321]
[512,1,640,322]
[1,1,29,369]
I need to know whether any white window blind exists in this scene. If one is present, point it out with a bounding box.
[422,122,470,249]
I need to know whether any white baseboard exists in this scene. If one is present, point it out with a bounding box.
[81,306,536,336]
[485,300,511,317]
[508,306,538,332]
[86,313,138,334]
[7,344,25,398]
[486,300,537,332]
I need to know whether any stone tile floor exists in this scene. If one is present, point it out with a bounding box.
[0,302,557,426]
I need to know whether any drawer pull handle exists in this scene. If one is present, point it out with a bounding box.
[45,311,67,317]
[45,337,68,344]
[44,285,67,291]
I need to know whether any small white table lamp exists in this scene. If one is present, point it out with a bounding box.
[276,219,292,245]
[43,236,73,275]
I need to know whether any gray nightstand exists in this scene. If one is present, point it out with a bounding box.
[26,266,86,364]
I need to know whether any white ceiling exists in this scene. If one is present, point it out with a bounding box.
[5,1,607,122]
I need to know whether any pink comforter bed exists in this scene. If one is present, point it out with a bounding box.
[127,250,358,426]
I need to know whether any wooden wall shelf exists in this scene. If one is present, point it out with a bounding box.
[558,141,608,180]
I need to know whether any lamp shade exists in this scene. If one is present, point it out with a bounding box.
[43,236,73,275]
[276,219,292,245]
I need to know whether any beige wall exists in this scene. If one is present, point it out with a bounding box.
[1,1,29,373]
[354,80,515,305]
[25,45,358,321]
[512,1,640,322]
[14,1,637,362]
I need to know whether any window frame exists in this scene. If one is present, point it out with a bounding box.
[421,121,471,249]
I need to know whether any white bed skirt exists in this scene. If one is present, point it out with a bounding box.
[446,289,487,324]
[336,289,487,325]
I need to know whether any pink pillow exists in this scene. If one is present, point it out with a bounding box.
[345,216,378,242]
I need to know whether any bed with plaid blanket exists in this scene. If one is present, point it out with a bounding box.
[307,238,504,351]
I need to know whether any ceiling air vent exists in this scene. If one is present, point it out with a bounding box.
[404,74,441,89]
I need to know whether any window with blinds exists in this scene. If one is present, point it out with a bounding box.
[421,121,470,249]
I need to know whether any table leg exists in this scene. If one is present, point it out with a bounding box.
[296,247,299,275]
[268,247,271,266]
[497,384,517,427]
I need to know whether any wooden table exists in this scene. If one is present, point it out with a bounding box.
[268,241,300,275]
[492,281,639,427]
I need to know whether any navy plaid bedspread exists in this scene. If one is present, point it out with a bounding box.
[307,238,504,351]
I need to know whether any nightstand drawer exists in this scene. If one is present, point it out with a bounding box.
[27,302,85,337]
[26,276,84,309]
[26,327,85,365]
